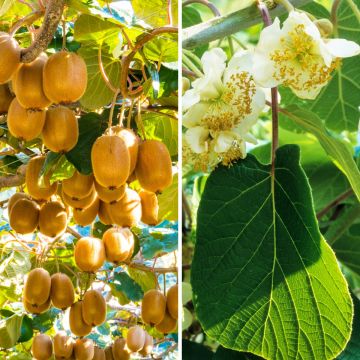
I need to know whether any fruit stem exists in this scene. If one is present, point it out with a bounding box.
[61,19,67,49]
[136,100,147,140]
[98,44,118,93]
[108,89,120,131]
[9,10,44,37]
[126,100,135,128]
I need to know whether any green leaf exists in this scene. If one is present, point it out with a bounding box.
[66,112,108,174]
[214,347,263,360]
[0,247,31,279]
[132,0,170,28]
[283,105,360,202]
[128,267,157,293]
[40,152,75,184]
[0,314,23,349]
[143,33,178,63]
[280,0,360,132]
[338,294,360,359]
[182,339,213,360]
[78,44,121,110]
[192,145,353,359]
[113,272,143,302]
[158,173,178,222]
[31,308,61,333]
[18,315,33,343]
[326,204,360,276]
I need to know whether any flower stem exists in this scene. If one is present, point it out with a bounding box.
[275,0,294,11]
[182,53,203,77]
[346,0,360,23]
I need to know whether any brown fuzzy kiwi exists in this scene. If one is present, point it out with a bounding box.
[102,227,134,264]
[7,97,45,141]
[141,289,166,326]
[82,290,106,326]
[43,51,87,104]
[74,338,94,360]
[98,201,113,225]
[14,54,51,109]
[91,135,130,188]
[26,156,58,200]
[126,326,145,353]
[23,296,51,314]
[9,198,39,234]
[24,268,51,306]
[69,301,92,337]
[74,237,105,272]
[95,181,125,204]
[166,284,178,320]
[31,333,53,360]
[42,106,78,153]
[135,140,172,193]
[7,192,31,213]
[107,188,142,227]
[139,190,159,225]
[54,331,74,359]
[110,127,139,174]
[50,273,75,310]
[112,338,130,360]
[62,171,94,199]
[73,196,99,226]
[0,32,20,84]
[0,83,14,113]
[155,310,177,334]
[93,347,106,360]
[39,201,68,238]
[139,332,153,356]
[104,346,114,360]
[62,187,96,210]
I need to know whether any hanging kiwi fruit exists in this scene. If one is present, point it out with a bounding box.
[141,289,166,326]
[74,338,94,360]
[69,301,92,337]
[102,227,134,264]
[73,196,100,226]
[126,325,145,353]
[74,237,105,272]
[39,201,68,237]
[112,338,130,360]
[62,171,94,199]
[0,83,14,114]
[81,289,107,326]
[31,333,53,360]
[54,331,74,359]
[0,32,20,84]
[139,189,159,225]
[95,181,125,204]
[23,268,51,307]
[50,273,75,310]
[9,198,39,234]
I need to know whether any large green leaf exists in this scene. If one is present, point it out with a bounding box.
[280,0,360,132]
[283,105,360,202]
[78,44,121,110]
[0,314,23,349]
[143,33,178,63]
[113,272,143,302]
[326,204,360,276]
[0,247,31,279]
[132,0,170,28]
[214,347,263,360]
[192,145,353,359]
[158,173,178,222]
[338,294,360,359]
[128,267,157,293]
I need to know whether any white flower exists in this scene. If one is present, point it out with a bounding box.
[253,11,360,99]
[183,48,266,170]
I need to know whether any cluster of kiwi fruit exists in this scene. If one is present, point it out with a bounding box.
[141,285,178,334]
[0,31,87,149]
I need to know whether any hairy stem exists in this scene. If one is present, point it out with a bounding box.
[316,189,354,220]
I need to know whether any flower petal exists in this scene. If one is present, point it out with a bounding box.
[224,50,254,82]
[213,131,240,153]
[183,89,200,111]
[185,126,209,154]
[183,102,210,128]
[326,39,360,58]
[201,48,227,75]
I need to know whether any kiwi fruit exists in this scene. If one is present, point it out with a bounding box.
[139,190,159,225]
[54,331,74,359]
[31,333,53,360]
[62,171,94,199]
[166,284,178,320]
[98,201,113,225]
[7,97,46,141]
[107,188,142,227]
[50,273,75,310]
[7,192,30,213]
[126,325,145,353]
[135,140,172,193]
[104,346,114,360]
[91,135,130,188]
[112,338,130,360]
[73,196,99,226]
[95,181,125,204]
[69,301,92,337]
[110,127,139,174]
[139,332,153,356]
[14,53,51,109]
[102,227,134,264]
[9,198,39,234]
[93,347,106,360]
[82,289,106,326]
[155,310,177,334]
[24,268,51,306]
[0,83,14,113]
[39,201,68,237]
[141,289,166,326]
[62,187,97,210]
[74,237,105,272]
[0,32,20,84]
[26,156,58,200]
[74,338,94,360]
[43,51,87,104]
[23,296,51,314]
[42,106,78,153]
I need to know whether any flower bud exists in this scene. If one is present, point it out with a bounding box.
[182,77,190,95]
[314,18,333,37]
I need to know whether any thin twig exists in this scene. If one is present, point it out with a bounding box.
[316,189,354,220]
[66,226,82,239]
[182,0,221,17]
